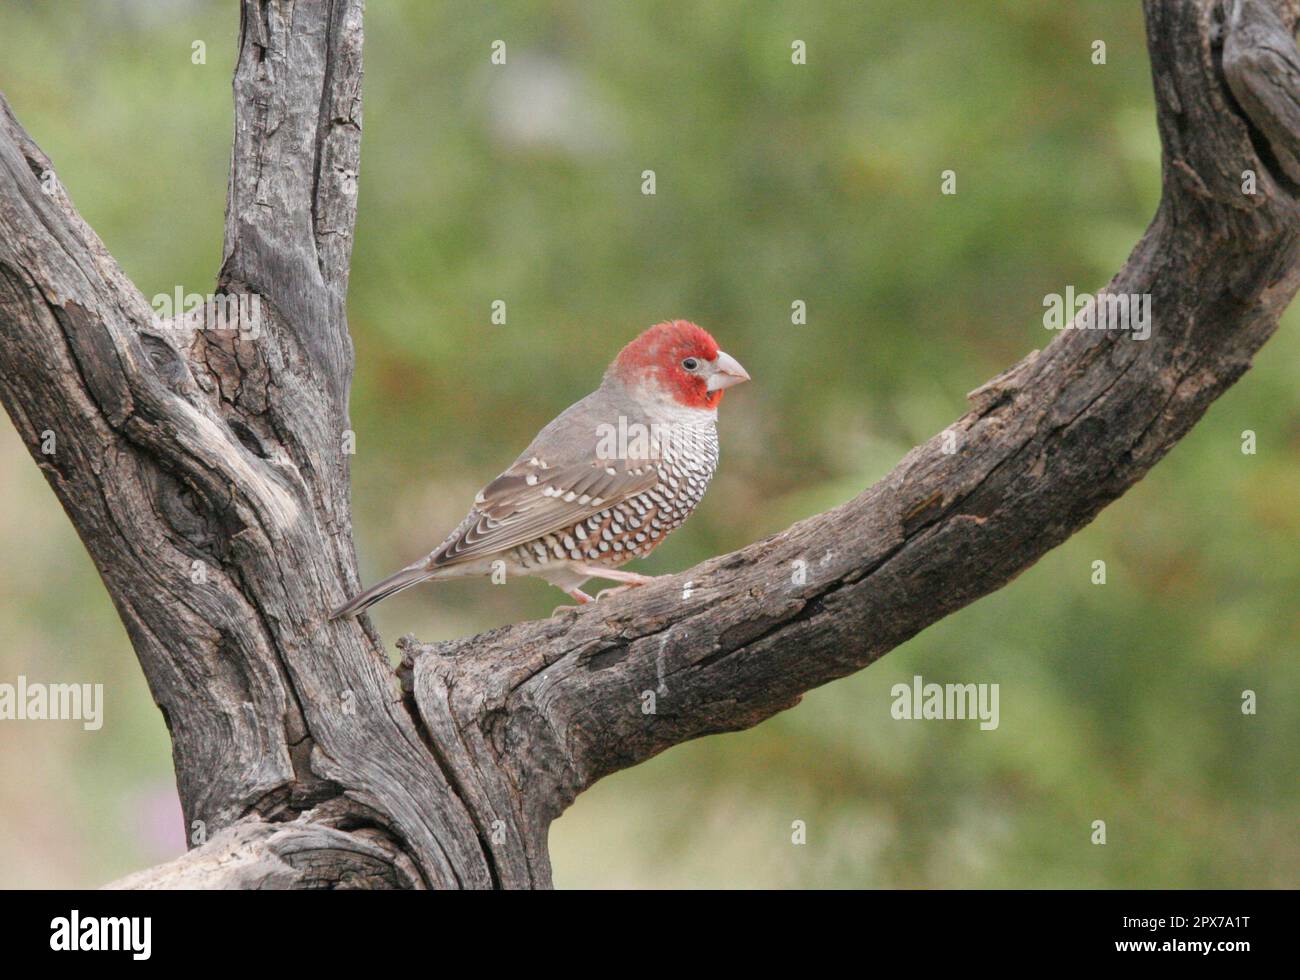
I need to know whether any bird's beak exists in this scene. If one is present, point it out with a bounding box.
[706,351,751,392]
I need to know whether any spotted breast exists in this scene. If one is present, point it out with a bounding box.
[506,417,720,572]
[328,319,748,618]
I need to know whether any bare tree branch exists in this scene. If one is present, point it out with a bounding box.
[0,0,1296,888]
[106,814,420,890]
[0,0,501,889]
[221,0,363,396]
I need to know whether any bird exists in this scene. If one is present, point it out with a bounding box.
[330,319,750,619]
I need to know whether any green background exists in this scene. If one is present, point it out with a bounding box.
[0,1,1295,888]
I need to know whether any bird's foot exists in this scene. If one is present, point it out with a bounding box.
[570,564,665,588]
[551,587,594,616]
[594,573,666,600]
[607,571,662,586]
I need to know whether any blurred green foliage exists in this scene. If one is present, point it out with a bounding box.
[0,0,1295,888]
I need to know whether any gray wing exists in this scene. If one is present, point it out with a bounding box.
[432,387,659,566]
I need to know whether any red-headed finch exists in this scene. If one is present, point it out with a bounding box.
[331,320,749,618]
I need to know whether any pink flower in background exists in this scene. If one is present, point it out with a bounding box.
[127,783,186,861]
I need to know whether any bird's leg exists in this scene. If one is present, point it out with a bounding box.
[570,565,669,601]
[571,565,663,587]
[551,586,595,616]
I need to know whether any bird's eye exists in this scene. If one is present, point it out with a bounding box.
[681,357,699,371]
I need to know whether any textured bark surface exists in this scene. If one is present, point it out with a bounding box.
[0,0,1297,889]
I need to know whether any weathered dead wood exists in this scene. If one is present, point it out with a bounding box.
[0,0,1297,888]
[1,0,498,889]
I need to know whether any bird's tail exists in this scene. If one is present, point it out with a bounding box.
[330,564,436,620]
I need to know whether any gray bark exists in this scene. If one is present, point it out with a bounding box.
[0,0,1297,889]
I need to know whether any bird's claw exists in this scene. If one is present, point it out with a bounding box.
[552,587,595,616]
[595,574,666,599]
